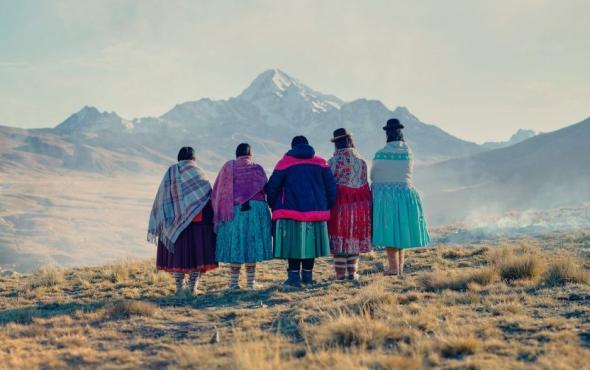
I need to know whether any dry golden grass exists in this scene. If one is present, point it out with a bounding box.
[27,265,64,289]
[439,335,481,359]
[104,300,159,320]
[421,267,497,291]
[228,334,287,370]
[309,313,397,350]
[0,233,589,369]
[490,246,545,282]
[543,256,590,286]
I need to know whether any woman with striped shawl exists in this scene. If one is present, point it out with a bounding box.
[371,119,430,276]
[148,147,218,295]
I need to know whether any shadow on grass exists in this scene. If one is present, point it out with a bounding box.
[148,284,290,310]
[0,301,106,325]
[0,284,290,326]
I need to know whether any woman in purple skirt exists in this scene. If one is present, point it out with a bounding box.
[148,147,218,295]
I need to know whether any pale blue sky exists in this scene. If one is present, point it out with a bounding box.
[1,0,588,142]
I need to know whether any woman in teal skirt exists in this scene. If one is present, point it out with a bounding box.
[266,136,337,287]
[212,143,272,289]
[370,119,430,276]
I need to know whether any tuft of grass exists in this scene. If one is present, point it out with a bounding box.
[490,247,544,282]
[440,247,487,259]
[346,281,396,315]
[229,336,286,370]
[27,265,65,289]
[421,268,497,291]
[306,350,424,370]
[440,336,480,359]
[107,262,131,283]
[104,300,158,320]
[542,257,589,287]
[149,270,173,285]
[310,314,396,350]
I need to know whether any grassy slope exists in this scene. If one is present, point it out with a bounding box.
[0,233,589,370]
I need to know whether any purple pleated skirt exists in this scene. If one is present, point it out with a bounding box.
[156,202,218,273]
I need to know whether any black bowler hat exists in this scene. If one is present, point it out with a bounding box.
[383,118,404,131]
[330,128,352,142]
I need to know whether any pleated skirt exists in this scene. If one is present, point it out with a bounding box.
[274,219,330,259]
[371,182,430,250]
[215,200,273,264]
[328,184,372,256]
[156,202,218,273]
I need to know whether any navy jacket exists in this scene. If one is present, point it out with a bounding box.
[266,144,337,221]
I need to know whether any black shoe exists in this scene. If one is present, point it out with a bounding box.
[301,270,313,285]
[284,270,301,288]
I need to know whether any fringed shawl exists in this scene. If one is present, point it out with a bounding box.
[147,160,212,253]
[212,156,267,230]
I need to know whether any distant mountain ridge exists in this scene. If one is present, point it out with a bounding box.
[0,69,484,174]
[416,117,590,224]
[482,129,537,149]
[54,106,134,134]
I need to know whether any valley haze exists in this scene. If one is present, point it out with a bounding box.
[1,69,589,272]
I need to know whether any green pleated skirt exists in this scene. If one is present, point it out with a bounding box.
[274,219,330,259]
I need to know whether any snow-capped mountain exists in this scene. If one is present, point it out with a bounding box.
[1,69,486,174]
[237,69,344,126]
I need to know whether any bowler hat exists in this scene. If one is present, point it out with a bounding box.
[330,128,352,142]
[383,118,404,131]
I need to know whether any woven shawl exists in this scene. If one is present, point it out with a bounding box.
[211,156,267,230]
[328,148,368,188]
[147,160,212,253]
[370,141,414,185]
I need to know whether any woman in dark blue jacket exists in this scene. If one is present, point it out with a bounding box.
[266,136,337,287]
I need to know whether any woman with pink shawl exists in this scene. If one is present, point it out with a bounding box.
[212,143,272,289]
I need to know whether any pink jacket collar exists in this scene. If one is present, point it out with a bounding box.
[275,155,328,170]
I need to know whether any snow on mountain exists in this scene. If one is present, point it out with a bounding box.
[482,129,537,149]
[2,69,487,174]
[150,69,483,168]
[238,69,343,113]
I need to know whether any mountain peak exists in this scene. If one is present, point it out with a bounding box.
[237,68,344,113]
[392,106,420,123]
[262,68,296,92]
[238,69,302,100]
[54,106,132,134]
[509,129,536,142]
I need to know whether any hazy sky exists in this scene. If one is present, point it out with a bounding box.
[1,0,588,142]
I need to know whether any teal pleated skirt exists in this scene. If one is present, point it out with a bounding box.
[274,219,330,259]
[215,200,273,264]
[371,182,430,250]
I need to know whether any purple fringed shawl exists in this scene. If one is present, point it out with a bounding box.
[212,156,267,230]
